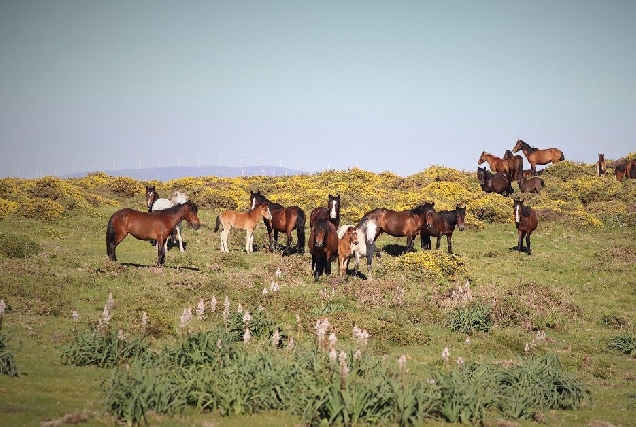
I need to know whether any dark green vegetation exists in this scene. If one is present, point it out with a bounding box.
[0,162,635,425]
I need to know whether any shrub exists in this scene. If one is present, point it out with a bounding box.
[0,198,19,220]
[0,232,40,258]
[378,250,468,280]
[18,198,66,221]
[607,333,636,356]
[468,193,512,223]
[109,176,145,197]
[0,333,20,377]
[61,328,149,368]
[445,301,493,333]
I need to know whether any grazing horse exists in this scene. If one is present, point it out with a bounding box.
[502,150,524,181]
[596,154,606,177]
[513,199,538,255]
[478,151,519,181]
[214,204,272,253]
[512,139,565,174]
[424,206,466,254]
[518,175,545,194]
[106,201,201,266]
[337,226,359,277]
[310,194,341,228]
[477,166,514,196]
[145,185,189,252]
[308,218,339,281]
[249,190,306,255]
[337,225,371,278]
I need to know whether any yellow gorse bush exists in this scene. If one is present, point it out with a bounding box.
[0,198,19,220]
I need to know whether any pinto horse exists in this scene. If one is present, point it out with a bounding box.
[145,185,189,252]
[308,218,339,281]
[249,190,306,255]
[214,204,272,253]
[513,139,565,174]
[310,194,340,228]
[106,201,201,266]
[513,199,538,255]
[424,206,466,254]
[477,166,514,196]
[596,154,607,177]
[518,175,545,194]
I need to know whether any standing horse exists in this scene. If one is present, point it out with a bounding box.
[518,175,545,194]
[337,224,371,278]
[145,185,189,252]
[337,226,359,277]
[249,190,306,255]
[106,201,201,266]
[478,151,518,180]
[502,150,524,181]
[310,194,340,228]
[477,167,514,196]
[513,199,538,255]
[355,207,422,254]
[624,160,636,179]
[512,139,565,174]
[308,218,339,281]
[596,154,607,177]
[214,204,272,253]
[424,206,466,254]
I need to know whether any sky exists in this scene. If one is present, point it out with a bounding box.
[1,1,635,179]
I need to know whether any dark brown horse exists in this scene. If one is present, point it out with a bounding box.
[478,151,522,181]
[249,190,306,255]
[308,218,339,281]
[424,206,466,254]
[106,201,201,266]
[502,150,524,181]
[477,166,514,196]
[625,160,636,179]
[513,199,538,255]
[596,153,606,177]
[310,194,340,228]
[513,139,565,174]
[518,175,545,194]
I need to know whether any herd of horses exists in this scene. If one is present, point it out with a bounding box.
[105,138,632,277]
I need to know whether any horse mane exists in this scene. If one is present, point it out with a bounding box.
[410,203,435,215]
[521,205,532,217]
[252,190,284,211]
[162,200,197,213]
[518,140,537,153]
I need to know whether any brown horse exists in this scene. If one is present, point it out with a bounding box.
[337,226,359,277]
[308,218,339,281]
[596,154,606,177]
[513,139,565,174]
[514,199,538,255]
[477,166,514,196]
[502,150,524,181]
[249,190,306,255]
[214,204,272,253]
[424,206,466,254]
[106,201,201,266]
[310,194,341,228]
[518,175,545,194]
[478,151,520,180]
[625,160,636,179]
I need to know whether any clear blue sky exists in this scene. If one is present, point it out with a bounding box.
[1,1,634,178]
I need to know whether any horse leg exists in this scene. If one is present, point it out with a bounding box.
[157,238,166,266]
[271,229,278,252]
[175,223,184,252]
[446,235,453,254]
[421,232,431,250]
[435,236,441,250]
[526,233,532,255]
[267,228,275,252]
[221,229,229,252]
[518,230,525,252]
[245,230,253,253]
[405,235,413,253]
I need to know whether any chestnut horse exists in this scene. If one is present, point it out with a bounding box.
[106,201,201,266]
[477,166,514,196]
[308,218,339,281]
[478,151,521,181]
[214,204,272,253]
[513,139,565,174]
[514,199,538,255]
[596,154,606,177]
[337,226,359,277]
[310,194,341,228]
[424,206,466,254]
[502,150,524,181]
[249,190,306,255]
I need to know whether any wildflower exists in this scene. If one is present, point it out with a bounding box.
[270,282,279,292]
[262,287,268,296]
[329,348,338,362]
[216,338,222,349]
[353,325,370,347]
[272,328,280,348]
[72,310,80,322]
[210,296,217,312]
[288,337,295,350]
[457,357,464,366]
[314,318,330,348]
[243,328,251,344]
[398,355,407,373]
[117,329,125,341]
[275,267,281,277]
[442,347,450,363]
[328,332,337,349]
[141,311,147,328]
[426,378,436,385]
[536,330,546,341]
[237,303,243,313]
[196,298,205,320]
[524,343,531,353]
[465,336,471,344]
[354,349,362,360]
[107,292,114,309]
[339,351,349,378]
[180,307,192,329]
[223,296,230,321]
[243,311,251,324]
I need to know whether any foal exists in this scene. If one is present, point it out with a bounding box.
[513,199,538,255]
[337,226,360,277]
[214,204,272,253]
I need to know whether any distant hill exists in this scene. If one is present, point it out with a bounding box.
[61,165,308,181]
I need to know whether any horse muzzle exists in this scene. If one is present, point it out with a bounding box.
[458,224,465,231]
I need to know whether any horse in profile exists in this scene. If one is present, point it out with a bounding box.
[106,201,201,266]
[513,199,538,255]
[518,175,545,194]
[145,185,189,252]
[424,206,466,254]
[310,194,341,228]
[337,226,359,277]
[512,139,565,174]
[308,218,339,281]
[249,190,306,255]
[214,203,272,253]
[625,160,636,179]
[478,151,521,181]
[477,166,514,196]
[596,154,606,177]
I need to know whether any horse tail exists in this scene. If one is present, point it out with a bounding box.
[296,209,306,250]
[214,215,221,232]
[106,215,116,259]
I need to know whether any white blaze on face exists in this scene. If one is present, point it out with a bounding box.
[251,197,256,210]
[515,204,520,223]
[365,221,377,244]
[330,200,337,219]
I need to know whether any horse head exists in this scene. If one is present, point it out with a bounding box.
[513,139,525,153]
[478,151,487,165]
[183,201,202,229]
[513,198,524,224]
[258,203,273,221]
[328,194,340,220]
[145,185,158,210]
[455,205,466,231]
[477,166,487,185]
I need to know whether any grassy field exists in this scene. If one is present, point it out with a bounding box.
[1,166,635,426]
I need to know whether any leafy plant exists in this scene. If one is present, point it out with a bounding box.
[0,333,20,377]
[608,333,636,356]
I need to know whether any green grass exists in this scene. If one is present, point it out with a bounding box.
[1,198,636,425]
